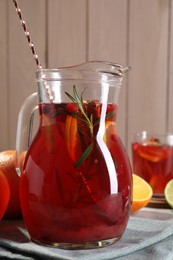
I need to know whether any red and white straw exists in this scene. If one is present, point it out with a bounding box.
[12,0,42,69]
[12,0,54,102]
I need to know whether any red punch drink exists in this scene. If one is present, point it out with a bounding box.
[132,132,173,196]
[16,63,132,249]
[20,98,132,247]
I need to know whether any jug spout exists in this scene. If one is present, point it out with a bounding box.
[36,61,130,105]
[74,61,130,77]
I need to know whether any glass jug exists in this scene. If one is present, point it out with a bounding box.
[16,61,132,249]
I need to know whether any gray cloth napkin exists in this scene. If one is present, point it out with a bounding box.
[0,216,173,260]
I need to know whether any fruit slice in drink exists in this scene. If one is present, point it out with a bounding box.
[104,121,117,147]
[137,146,166,163]
[65,115,79,162]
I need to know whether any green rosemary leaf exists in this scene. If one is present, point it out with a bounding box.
[93,118,99,127]
[71,113,90,126]
[93,110,115,126]
[106,110,115,119]
[75,143,93,168]
[65,91,76,103]
[73,85,82,104]
[80,87,86,103]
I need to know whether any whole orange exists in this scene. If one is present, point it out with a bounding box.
[0,170,10,220]
[0,150,22,219]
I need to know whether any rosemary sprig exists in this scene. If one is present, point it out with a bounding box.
[65,85,94,168]
[65,85,93,137]
[74,143,93,168]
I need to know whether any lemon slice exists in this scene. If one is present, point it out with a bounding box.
[164,179,173,208]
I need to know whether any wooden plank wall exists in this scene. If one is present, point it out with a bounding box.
[0,0,173,161]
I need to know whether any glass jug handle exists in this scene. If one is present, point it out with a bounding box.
[16,92,38,176]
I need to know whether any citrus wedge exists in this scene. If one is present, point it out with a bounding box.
[164,179,173,208]
[138,149,165,163]
[103,121,117,146]
[65,115,80,162]
[132,174,153,212]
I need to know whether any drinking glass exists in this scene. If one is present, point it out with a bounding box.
[132,131,173,205]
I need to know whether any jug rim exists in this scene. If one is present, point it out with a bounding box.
[36,61,130,80]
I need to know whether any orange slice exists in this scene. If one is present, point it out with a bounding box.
[65,115,80,162]
[131,174,153,212]
[103,121,117,146]
[138,148,165,163]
